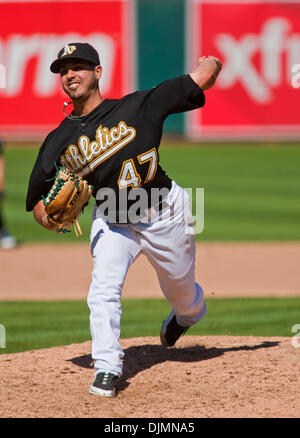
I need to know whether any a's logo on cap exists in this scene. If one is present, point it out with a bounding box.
[61,44,77,58]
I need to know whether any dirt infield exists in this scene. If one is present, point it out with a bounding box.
[0,242,300,418]
[0,336,299,418]
[1,241,300,300]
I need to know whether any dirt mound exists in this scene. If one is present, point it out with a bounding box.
[0,335,299,418]
[1,242,300,418]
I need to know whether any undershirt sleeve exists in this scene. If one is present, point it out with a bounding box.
[142,74,205,127]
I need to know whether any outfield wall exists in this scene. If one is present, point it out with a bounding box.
[0,0,299,140]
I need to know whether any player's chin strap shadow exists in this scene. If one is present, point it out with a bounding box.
[63,101,85,120]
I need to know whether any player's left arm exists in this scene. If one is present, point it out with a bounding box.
[189,56,223,90]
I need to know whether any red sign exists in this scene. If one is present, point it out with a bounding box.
[0,0,135,138]
[187,0,300,139]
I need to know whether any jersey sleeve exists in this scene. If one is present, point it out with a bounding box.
[141,74,205,127]
[25,133,57,212]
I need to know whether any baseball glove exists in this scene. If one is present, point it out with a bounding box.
[42,166,93,236]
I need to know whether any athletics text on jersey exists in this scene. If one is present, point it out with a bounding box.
[26,75,205,221]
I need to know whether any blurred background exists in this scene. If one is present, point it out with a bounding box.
[1,0,299,138]
[0,0,299,244]
[0,0,300,352]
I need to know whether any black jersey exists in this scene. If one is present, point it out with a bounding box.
[26,74,205,218]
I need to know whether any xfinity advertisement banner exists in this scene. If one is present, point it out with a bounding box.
[186,0,300,140]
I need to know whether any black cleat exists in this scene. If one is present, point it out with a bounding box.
[160,313,189,347]
[89,371,118,397]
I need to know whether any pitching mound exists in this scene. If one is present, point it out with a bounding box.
[0,335,299,418]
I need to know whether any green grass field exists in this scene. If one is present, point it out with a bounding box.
[1,143,299,355]
[3,143,300,242]
[0,298,299,354]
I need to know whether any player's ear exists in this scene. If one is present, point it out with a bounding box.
[95,65,102,80]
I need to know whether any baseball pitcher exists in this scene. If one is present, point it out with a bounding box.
[26,43,222,397]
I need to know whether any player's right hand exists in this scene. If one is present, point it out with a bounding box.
[190,55,223,90]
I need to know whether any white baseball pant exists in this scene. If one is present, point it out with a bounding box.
[87,181,206,377]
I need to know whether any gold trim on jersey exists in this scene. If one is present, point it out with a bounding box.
[118,158,142,190]
[137,147,158,184]
[60,121,136,176]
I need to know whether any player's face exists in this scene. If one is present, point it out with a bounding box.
[59,60,102,101]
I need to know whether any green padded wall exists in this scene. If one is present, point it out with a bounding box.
[136,0,185,134]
